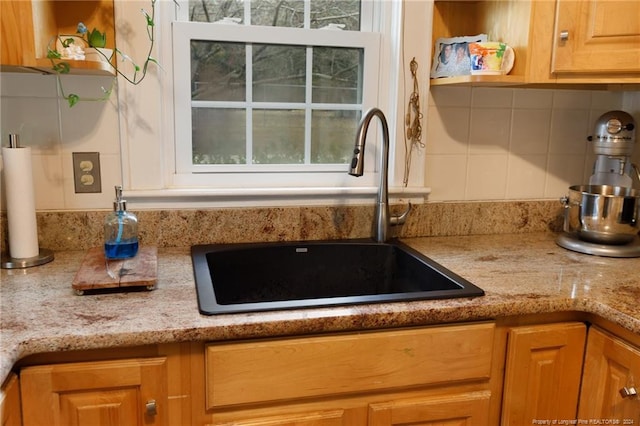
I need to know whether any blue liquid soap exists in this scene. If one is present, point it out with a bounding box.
[104,240,139,259]
[104,186,139,260]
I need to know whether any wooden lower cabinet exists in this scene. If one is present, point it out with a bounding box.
[367,391,491,425]
[11,320,640,426]
[1,373,22,426]
[210,408,357,426]
[209,389,491,426]
[501,322,587,425]
[20,357,168,426]
[203,323,496,425]
[578,326,640,423]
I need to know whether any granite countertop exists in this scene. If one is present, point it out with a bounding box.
[2,232,639,385]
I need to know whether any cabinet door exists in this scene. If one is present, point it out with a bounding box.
[501,322,586,425]
[368,391,491,426]
[210,408,358,426]
[552,0,640,74]
[20,357,168,426]
[0,373,22,426]
[0,1,37,67]
[578,327,640,423]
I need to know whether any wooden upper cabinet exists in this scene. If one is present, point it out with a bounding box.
[578,326,640,423]
[0,1,37,67]
[552,0,640,75]
[0,0,115,74]
[431,0,557,86]
[431,0,640,86]
[20,357,168,426]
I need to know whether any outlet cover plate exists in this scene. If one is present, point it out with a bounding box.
[72,152,102,193]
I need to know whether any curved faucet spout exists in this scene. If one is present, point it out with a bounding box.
[349,107,408,242]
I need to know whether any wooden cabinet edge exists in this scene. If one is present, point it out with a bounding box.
[429,0,640,89]
[0,373,21,426]
[1,0,116,77]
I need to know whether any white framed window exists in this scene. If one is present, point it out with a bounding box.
[117,0,428,206]
[170,0,383,190]
[172,19,381,188]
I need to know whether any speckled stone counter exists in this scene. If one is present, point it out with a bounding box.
[2,232,639,385]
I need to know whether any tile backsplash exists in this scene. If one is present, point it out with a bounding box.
[426,87,640,201]
[1,71,639,211]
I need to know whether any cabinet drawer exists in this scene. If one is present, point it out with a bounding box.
[206,322,494,408]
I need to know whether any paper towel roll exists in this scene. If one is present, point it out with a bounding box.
[2,146,40,258]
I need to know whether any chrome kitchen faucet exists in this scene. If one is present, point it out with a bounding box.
[349,108,411,242]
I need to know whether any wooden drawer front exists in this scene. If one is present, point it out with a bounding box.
[368,390,491,425]
[206,323,495,409]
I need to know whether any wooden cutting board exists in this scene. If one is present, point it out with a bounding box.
[72,246,158,295]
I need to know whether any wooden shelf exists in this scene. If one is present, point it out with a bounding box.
[430,74,526,87]
[34,57,115,76]
[431,0,640,88]
[1,0,115,76]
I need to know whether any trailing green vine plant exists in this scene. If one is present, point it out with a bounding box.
[46,0,165,107]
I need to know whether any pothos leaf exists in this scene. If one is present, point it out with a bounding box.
[61,37,76,48]
[142,9,154,26]
[53,62,71,74]
[47,49,62,60]
[67,94,80,107]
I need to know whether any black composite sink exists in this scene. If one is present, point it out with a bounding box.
[191,239,484,315]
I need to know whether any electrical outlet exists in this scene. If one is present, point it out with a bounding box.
[72,152,102,193]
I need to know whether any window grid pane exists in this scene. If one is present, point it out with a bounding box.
[176,2,376,174]
[188,1,362,30]
[192,107,246,164]
[191,41,363,166]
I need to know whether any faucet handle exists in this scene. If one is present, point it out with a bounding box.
[390,203,412,226]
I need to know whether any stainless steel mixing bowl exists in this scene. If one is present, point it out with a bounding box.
[564,185,640,245]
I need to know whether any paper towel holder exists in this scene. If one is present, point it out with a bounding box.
[1,249,55,269]
[1,134,54,269]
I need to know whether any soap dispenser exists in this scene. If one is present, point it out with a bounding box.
[104,185,139,259]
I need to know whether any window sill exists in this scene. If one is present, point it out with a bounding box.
[124,186,431,209]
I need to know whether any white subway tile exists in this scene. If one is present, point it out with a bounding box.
[59,93,120,155]
[506,154,547,199]
[510,109,552,154]
[425,106,470,154]
[513,88,553,109]
[471,87,513,107]
[465,154,508,200]
[0,73,58,98]
[428,86,472,107]
[552,90,592,109]
[590,91,624,110]
[544,154,587,197]
[548,109,590,154]
[469,107,511,154]
[0,96,61,153]
[425,154,467,201]
[31,153,65,210]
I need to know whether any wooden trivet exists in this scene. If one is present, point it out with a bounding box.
[72,246,157,295]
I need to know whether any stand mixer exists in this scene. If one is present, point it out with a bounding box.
[588,110,638,187]
[557,110,640,257]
